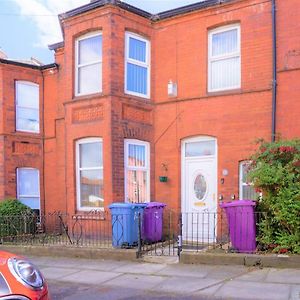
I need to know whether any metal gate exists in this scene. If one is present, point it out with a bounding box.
[136,209,182,258]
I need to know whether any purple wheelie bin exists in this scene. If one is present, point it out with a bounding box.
[220,200,256,253]
[142,202,166,242]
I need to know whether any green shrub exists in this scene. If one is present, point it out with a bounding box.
[0,199,36,237]
[248,139,300,254]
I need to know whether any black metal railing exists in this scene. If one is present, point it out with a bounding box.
[0,210,267,256]
[0,211,112,248]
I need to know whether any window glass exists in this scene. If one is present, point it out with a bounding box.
[16,82,39,133]
[125,140,149,203]
[211,57,240,91]
[129,37,146,62]
[16,107,39,133]
[185,140,215,157]
[239,161,258,200]
[212,29,238,56]
[78,63,102,95]
[126,63,147,95]
[77,139,103,210]
[80,141,102,168]
[17,168,40,215]
[78,35,102,64]
[125,33,150,98]
[76,33,102,96]
[128,144,146,167]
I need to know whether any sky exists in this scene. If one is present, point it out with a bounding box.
[0,0,202,64]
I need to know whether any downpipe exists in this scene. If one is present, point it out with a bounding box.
[271,0,277,142]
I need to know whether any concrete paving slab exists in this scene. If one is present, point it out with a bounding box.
[113,262,167,275]
[155,263,214,278]
[214,280,291,300]
[206,265,249,280]
[103,273,167,290]
[155,276,221,294]
[48,281,142,300]
[235,267,270,282]
[39,267,80,280]
[60,269,121,284]
[265,268,300,284]
[193,282,224,298]
[289,285,300,300]
[30,256,129,271]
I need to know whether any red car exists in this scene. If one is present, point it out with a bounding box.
[0,251,49,300]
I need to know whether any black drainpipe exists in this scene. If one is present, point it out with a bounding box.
[271,0,277,142]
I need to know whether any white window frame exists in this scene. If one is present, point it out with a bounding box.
[15,81,40,133]
[239,161,257,200]
[75,31,102,97]
[124,139,150,203]
[16,168,40,214]
[208,24,241,92]
[125,32,150,99]
[76,137,104,211]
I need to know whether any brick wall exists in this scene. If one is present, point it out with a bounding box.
[1,0,299,215]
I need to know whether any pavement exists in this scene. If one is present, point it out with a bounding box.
[28,255,300,300]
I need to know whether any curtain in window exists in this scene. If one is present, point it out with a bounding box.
[126,35,149,96]
[210,27,240,91]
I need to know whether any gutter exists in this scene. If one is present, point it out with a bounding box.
[271,0,277,142]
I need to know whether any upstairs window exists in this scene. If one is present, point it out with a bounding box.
[75,32,102,96]
[208,24,241,92]
[124,139,150,203]
[239,161,258,200]
[125,32,150,98]
[16,81,39,133]
[76,138,104,210]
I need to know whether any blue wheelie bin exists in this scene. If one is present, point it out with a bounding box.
[109,203,146,248]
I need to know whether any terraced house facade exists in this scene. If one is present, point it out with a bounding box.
[0,0,299,240]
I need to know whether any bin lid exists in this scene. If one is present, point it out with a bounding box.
[108,202,147,209]
[219,200,256,208]
[145,202,167,208]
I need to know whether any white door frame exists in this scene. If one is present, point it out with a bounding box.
[181,136,218,240]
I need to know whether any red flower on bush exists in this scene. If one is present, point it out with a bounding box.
[278,146,297,153]
[293,160,300,167]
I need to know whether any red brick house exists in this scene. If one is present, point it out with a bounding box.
[0,0,299,241]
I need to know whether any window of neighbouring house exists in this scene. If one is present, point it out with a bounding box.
[239,161,258,200]
[125,32,150,98]
[208,24,241,92]
[75,32,102,96]
[125,139,150,203]
[76,138,103,210]
[17,168,40,216]
[16,81,39,133]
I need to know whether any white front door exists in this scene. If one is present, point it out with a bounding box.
[181,137,217,243]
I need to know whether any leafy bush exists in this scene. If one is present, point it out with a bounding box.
[0,199,36,237]
[248,139,300,254]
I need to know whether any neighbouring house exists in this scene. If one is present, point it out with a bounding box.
[0,0,299,242]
